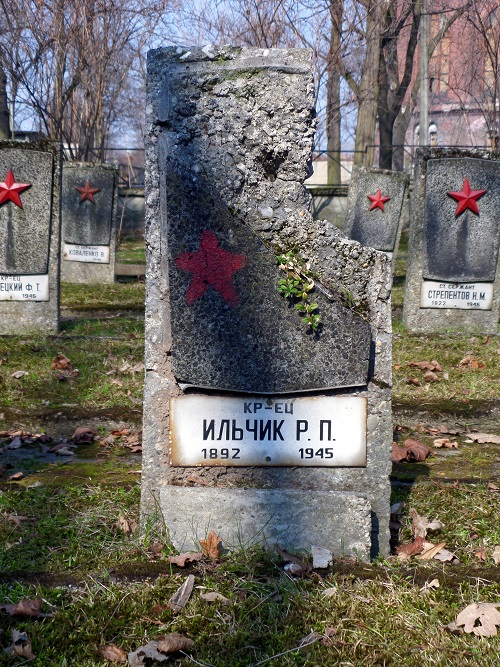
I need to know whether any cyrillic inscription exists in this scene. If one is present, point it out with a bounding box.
[63,243,110,264]
[170,395,367,467]
[420,280,493,310]
[0,274,49,301]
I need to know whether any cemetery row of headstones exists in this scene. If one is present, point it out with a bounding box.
[0,146,117,334]
[1,46,498,559]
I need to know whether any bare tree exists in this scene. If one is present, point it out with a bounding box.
[0,0,172,157]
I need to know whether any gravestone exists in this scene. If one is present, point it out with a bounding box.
[142,46,393,559]
[61,163,117,283]
[344,165,409,269]
[0,142,60,334]
[404,148,500,332]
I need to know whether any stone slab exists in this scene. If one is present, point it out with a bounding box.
[0,148,53,275]
[142,46,393,558]
[423,158,499,282]
[61,163,116,284]
[403,148,500,333]
[159,487,371,560]
[345,166,409,259]
[0,142,60,334]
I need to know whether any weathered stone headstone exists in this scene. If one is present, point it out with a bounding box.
[0,142,60,334]
[404,149,500,332]
[61,163,117,283]
[344,166,409,269]
[142,46,392,559]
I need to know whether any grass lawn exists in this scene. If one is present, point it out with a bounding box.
[0,240,499,666]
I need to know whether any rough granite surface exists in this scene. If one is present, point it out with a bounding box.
[0,142,60,334]
[142,46,392,558]
[345,166,408,270]
[61,163,117,284]
[404,148,500,333]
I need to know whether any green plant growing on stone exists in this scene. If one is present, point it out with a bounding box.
[277,251,321,332]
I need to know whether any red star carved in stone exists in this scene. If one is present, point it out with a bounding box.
[75,180,101,204]
[0,169,31,208]
[447,178,487,216]
[367,189,391,212]
[175,230,247,306]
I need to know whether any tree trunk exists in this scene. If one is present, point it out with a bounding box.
[326,0,343,184]
[0,62,10,139]
[353,1,385,167]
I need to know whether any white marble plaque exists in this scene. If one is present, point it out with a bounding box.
[63,243,110,264]
[420,281,493,310]
[170,395,367,467]
[0,274,49,301]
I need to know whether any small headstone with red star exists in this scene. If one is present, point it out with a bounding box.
[344,165,409,265]
[403,149,500,333]
[0,143,61,334]
[61,164,117,284]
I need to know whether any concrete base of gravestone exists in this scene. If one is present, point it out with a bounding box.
[404,148,500,333]
[0,143,60,334]
[61,163,117,284]
[160,487,371,559]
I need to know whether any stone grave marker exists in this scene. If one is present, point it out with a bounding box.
[344,165,409,270]
[404,148,500,332]
[142,46,393,559]
[0,142,60,334]
[61,163,117,283]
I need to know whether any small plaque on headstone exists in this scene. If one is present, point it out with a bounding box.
[420,281,493,310]
[62,243,110,264]
[0,274,49,301]
[170,395,367,467]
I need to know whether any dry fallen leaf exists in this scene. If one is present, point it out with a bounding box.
[128,641,169,666]
[467,433,500,445]
[11,370,28,379]
[100,644,128,663]
[6,629,35,659]
[409,509,444,538]
[488,482,499,492]
[447,603,500,637]
[418,541,447,561]
[51,354,79,381]
[405,377,421,386]
[200,591,230,604]
[116,515,138,537]
[420,578,440,593]
[396,536,425,559]
[284,561,306,575]
[408,360,442,371]
[200,531,222,559]
[8,471,24,481]
[433,438,459,449]
[0,598,41,617]
[71,427,96,444]
[321,587,338,598]
[475,547,487,562]
[458,356,486,370]
[167,552,203,567]
[168,574,195,614]
[423,370,440,383]
[492,546,500,565]
[157,633,195,653]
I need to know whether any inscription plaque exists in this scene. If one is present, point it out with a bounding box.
[0,274,49,301]
[420,280,493,310]
[170,395,367,467]
[63,243,110,264]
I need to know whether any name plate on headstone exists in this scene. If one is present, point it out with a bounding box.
[62,243,110,264]
[0,274,49,301]
[170,395,367,467]
[420,281,493,310]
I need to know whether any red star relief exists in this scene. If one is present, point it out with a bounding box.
[447,178,487,216]
[175,230,247,306]
[75,180,101,204]
[0,169,31,208]
[367,189,390,212]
